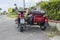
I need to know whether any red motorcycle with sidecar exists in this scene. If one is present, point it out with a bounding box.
[15,10,49,32]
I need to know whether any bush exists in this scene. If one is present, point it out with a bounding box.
[39,1,60,20]
[8,12,17,18]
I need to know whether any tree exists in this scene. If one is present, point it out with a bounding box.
[38,1,60,20]
[14,4,17,6]
[19,7,23,11]
[0,8,2,10]
[8,7,17,15]
[8,8,14,13]
[2,11,7,15]
[0,8,2,15]
[49,0,60,2]
[14,4,18,11]
[30,5,36,9]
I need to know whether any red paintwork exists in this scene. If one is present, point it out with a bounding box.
[18,13,24,18]
[32,14,48,23]
[17,11,48,24]
[44,16,48,23]
[33,15,45,23]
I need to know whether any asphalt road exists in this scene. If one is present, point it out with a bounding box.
[0,15,49,40]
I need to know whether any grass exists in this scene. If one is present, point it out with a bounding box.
[46,26,60,38]
[47,31,58,37]
[7,14,17,18]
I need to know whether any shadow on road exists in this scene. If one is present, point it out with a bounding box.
[22,27,43,33]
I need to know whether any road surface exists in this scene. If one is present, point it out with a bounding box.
[0,15,49,40]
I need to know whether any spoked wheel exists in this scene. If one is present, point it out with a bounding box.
[20,27,24,32]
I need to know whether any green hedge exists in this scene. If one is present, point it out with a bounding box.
[8,12,17,18]
[39,1,60,20]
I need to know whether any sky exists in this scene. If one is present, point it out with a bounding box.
[0,0,49,12]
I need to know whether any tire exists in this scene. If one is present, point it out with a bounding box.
[20,27,24,32]
[40,26,46,30]
[40,23,46,31]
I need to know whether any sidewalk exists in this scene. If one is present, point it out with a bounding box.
[48,20,60,31]
[48,20,60,40]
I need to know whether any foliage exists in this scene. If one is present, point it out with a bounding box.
[7,13,17,18]
[38,0,60,20]
[0,8,2,10]
[30,5,36,9]
[19,7,23,11]
[46,26,60,37]
[8,7,17,18]
[14,4,17,6]
[2,11,7,15]
[49,0,60,2]
[8,8,14,13]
